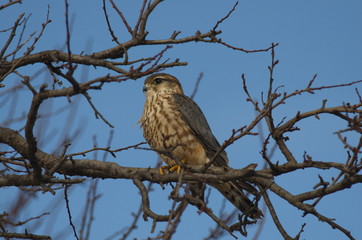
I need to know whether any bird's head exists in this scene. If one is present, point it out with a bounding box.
[143,73,184,95]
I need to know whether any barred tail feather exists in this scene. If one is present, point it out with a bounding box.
[211,182,262,219]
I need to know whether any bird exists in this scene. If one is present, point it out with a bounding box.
[138,73,262,219]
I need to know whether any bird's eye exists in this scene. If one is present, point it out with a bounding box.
[153,78,163,84]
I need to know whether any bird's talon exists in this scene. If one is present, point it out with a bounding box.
[169,165,181,173]
[159,166,169,175]
[169,159,186,173]
[159,160,187,174]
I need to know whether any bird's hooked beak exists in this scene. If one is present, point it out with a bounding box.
[143,83,151,93]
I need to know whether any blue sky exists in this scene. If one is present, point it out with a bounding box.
[1,1,362,239]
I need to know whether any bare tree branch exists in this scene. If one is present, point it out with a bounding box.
[1,1,361,239]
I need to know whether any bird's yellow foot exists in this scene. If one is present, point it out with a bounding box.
[159,159,187,174]
[169,164,182,173]
[159,165,169,175]
[169,159,187,173]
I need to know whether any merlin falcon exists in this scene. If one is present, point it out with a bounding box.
[138,73,262,219]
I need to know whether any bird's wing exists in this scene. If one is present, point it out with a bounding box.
[172,93,229,166]
[172,93,259,197]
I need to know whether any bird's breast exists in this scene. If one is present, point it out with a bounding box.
[141,92,209,166]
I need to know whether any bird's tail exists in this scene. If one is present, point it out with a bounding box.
[211,181,262,219]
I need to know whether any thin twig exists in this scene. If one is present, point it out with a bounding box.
[262,190,293,240]
[64,181,80,240]
[0,13,25,59]
[212,1,239,32]
[65,0,73,71]
[190,72,203,100]
[102,0,121,45]
[109,0,133,35]
[0,0,22,10]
